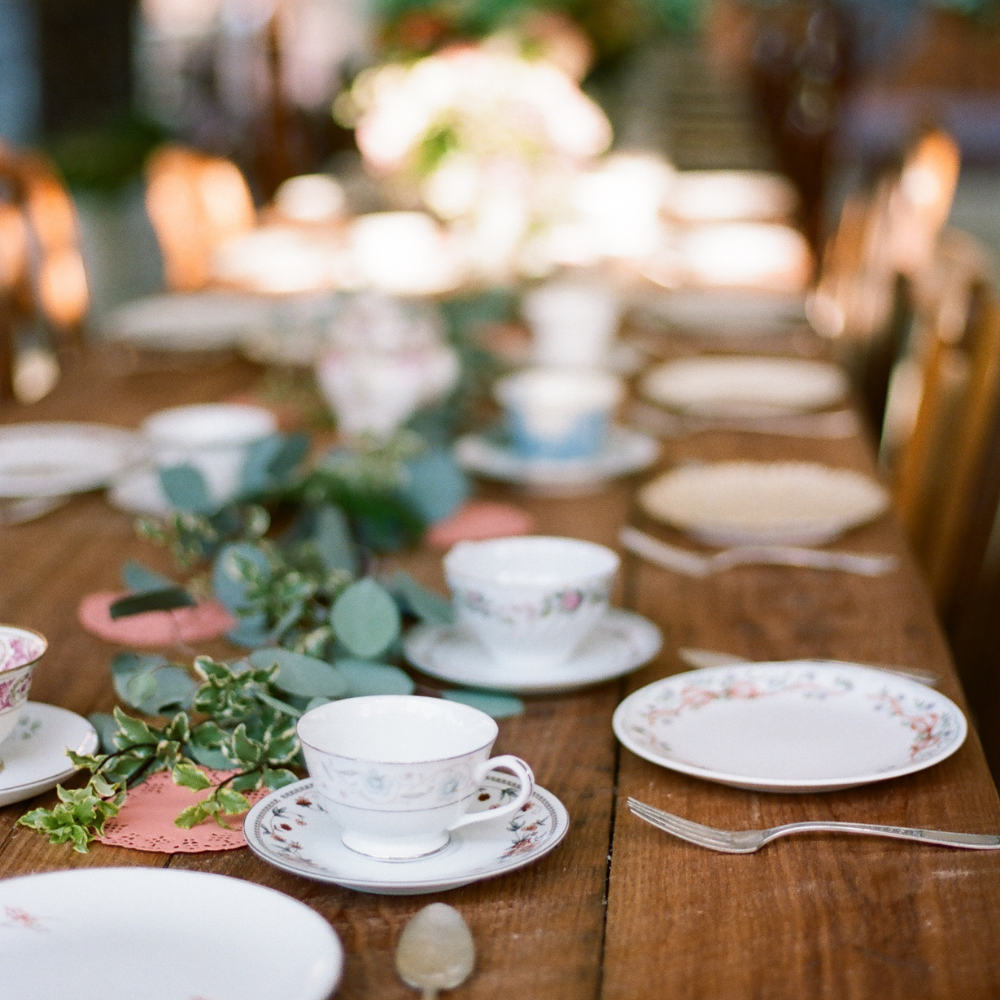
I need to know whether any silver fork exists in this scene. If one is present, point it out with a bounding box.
[627,798,1000,853]
[620,526,898,578]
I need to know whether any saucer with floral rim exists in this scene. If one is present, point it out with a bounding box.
[244,772,569,895]
[0,703,98,807]
[403,608,662,695]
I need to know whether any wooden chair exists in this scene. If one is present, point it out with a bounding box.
[145,146,256,292]
[889,232,1000,617]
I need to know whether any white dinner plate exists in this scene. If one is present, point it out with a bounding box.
[245,773,569,895]
[101,291,278,351]
[0,867,344,1000]
[0,703,98,807]
[613,661,967,792]
[639,461,890,546]
[0,423,148,498]
[641,356,849,418]
[634,289,807,336]
[455,426,658,496]
[404,609,662,694]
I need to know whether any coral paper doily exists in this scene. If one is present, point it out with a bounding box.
[425,500,536,549]
[78,591,236,647]
[96,769,268,853]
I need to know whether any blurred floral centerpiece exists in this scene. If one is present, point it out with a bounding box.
[338,38,612,280]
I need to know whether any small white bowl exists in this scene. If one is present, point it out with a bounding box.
[143,403,277,506]
[0,625,47,745]
[444,535,619,670]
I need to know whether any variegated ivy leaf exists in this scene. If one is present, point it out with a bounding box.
[172,762,212,791]
[248,648,347,699]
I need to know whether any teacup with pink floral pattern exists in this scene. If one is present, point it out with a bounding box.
[444,535,619,671]
[0,625,47,744]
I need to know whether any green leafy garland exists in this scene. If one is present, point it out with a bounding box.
[19,421,522,852]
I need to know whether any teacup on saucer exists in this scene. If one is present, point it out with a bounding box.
[0,625,47,745]
[444,535,619,671]
[297,695,534,861]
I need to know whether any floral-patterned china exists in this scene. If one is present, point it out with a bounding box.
[0,626,47,745]
[0,867,344,1000]
[454,426,658,496]
[297,696,534,860]
[0,423,147,498]
[0,703,98,807]
[244,772,570,895]
[613,661,967,792]
[404,608,662,694]
[444,535,619,671]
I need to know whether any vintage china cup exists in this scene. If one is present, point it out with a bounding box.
[444,535,620,670]
[297,695,534,861]
[522,281,621,368]
[143,403,277,507]
[496,368,623,460]
[0,625,47,745]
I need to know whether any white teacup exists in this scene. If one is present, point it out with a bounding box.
[0,625,47,745]
[496,367,623,460]
[297,695,534,860]
[444,535,619,671]
[523,280,621,368]
[143,403,278,507]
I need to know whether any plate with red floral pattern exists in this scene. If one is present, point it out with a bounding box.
[613,661,967,792]
[244,772,569,894]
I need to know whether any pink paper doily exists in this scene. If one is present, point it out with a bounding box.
[426,501,536,549]
[78,592,236,647]
[96,769,269,853]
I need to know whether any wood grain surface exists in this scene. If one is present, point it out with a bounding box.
[1,348,999,998]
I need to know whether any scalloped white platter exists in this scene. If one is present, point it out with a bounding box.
[0,867,344,1000]
[245,773,569,895]
[455,426,658,496]
[613,661,967,792]
[641,356,849,418]
[639,461,890,546]
[0,423,148,498]
[0,703,98,807]
[404,609,662,694]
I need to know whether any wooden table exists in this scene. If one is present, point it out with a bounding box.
[2,348,1000,999]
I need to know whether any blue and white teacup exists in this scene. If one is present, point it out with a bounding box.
[496,368,623,461]
[444,535,619,671]
[298,695,534,861]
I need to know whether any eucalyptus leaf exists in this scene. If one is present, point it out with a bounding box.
[304,696,331,713]
[330,578,401,659]
[239,434,287,496]
[108,587,196,619]
[132,666,198,715]
[314,504,358,574]
[248,648,348,699]
[442,690,525,719]
[159,463,215,514]
[400,447,469,525]
[389,571,454,625]
[212,543,271,612]
[121,560,175,593]
[125,671,158,709]
[87,712,120,754]
[336,659,415,696]
[255,690,304,719]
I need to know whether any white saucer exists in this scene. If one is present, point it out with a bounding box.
[244,772,569,895]
[0,423,148,498]
[404,609,662,694]
[0,867,343,1000]
[0,703,98,807]
[454,426,658,496]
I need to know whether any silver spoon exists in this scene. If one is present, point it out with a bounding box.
[396,903,475,999]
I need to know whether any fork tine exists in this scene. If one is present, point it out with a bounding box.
[627,799,735,850]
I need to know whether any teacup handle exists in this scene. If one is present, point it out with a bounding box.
[447,755,535,833]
